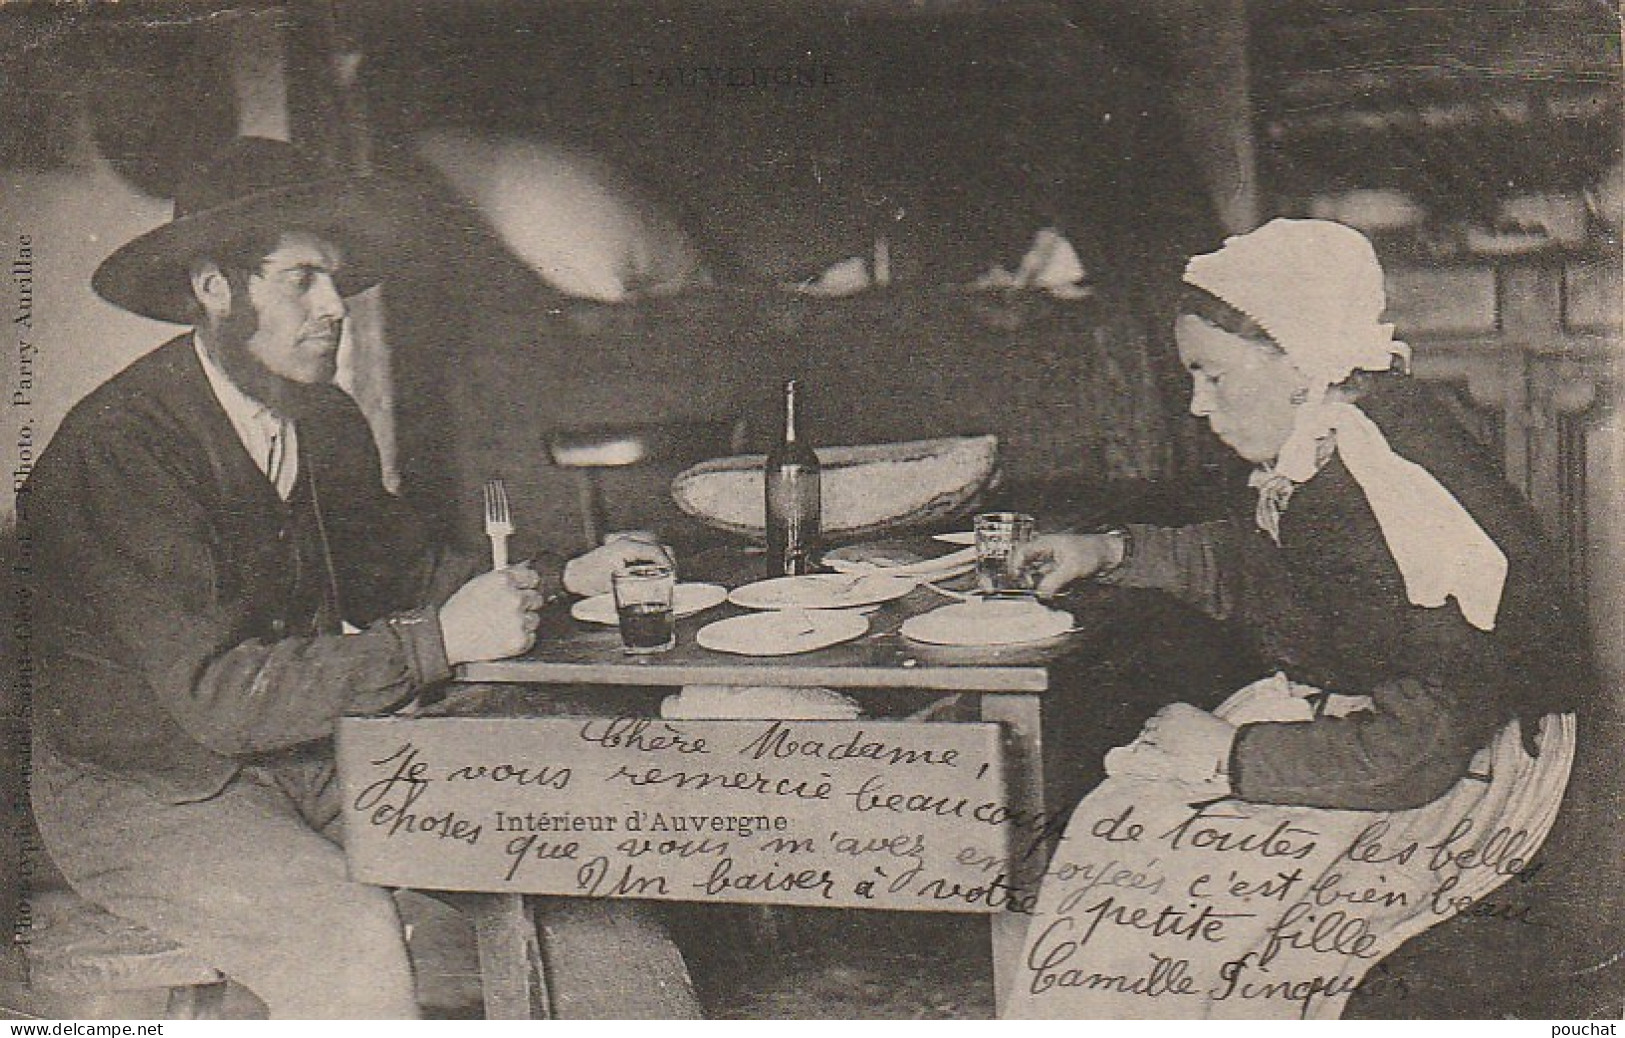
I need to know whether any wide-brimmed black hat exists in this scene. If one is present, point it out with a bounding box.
[92,137,395,324]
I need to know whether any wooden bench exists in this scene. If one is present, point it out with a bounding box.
[22,890,227,1019]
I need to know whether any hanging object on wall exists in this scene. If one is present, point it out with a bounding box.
[81,23,238,200]
[413,127,711,303]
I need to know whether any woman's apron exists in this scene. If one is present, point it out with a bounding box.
[1002,673,1575,1019]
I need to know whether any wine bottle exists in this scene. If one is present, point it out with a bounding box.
[765,379,821,575]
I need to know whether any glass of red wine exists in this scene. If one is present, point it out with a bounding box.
[611,562,677,654]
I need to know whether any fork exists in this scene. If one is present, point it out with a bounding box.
[482,478,513,570]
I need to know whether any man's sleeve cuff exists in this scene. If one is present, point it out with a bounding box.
[388,606,454,689]
[1095,523,1150,585]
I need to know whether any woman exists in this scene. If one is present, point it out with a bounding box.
[1018,217,1587,809]
[1008,219,1598,1016]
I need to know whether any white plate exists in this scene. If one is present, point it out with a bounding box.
[570,583,728,625]
[729,573,917,611]
[900,599,1074,646]
[696,610,869,656]
[931,531,977,545]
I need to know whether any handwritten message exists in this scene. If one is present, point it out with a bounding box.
[338,716,1045,912]
[1004,777,1545,1020]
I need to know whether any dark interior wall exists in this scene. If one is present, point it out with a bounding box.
[2,1,1230,557]
[353,1,1226,550]
[357,0,1221,289]
[1246,0,1621,227]
[0,7,243,195]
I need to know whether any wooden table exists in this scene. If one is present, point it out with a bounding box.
[341,550,1110,1018]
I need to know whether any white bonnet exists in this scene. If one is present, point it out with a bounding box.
[1186,220,1506,631]
[1182,218,1410,390]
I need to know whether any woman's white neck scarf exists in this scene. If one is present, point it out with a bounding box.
[1185,219,1508,631]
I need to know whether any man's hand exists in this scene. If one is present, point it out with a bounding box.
[438,564,548,665]
[1010,533,1123,598]
[563,534,675,597]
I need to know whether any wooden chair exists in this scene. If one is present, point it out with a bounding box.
[546,416,748,551]
[21,889,228,1019]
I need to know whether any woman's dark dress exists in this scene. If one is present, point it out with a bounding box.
[1101,378,1617,1015]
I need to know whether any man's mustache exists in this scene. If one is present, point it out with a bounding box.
[302,322,343,345]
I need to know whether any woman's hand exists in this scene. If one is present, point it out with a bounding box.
[1010,533,1124,597]
[1104,703,1237,790]
[563,533,675,597]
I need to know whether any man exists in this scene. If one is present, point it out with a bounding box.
[21,138,658,1017]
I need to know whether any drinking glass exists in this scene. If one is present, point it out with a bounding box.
[974,511,1036,594]
[612,562,677,654]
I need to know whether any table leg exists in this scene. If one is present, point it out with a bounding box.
[532,899,702,1019]
[980,692,1047,1016]
[466,892,551,1020]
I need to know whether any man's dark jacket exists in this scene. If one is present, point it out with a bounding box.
[22,336,475,802]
